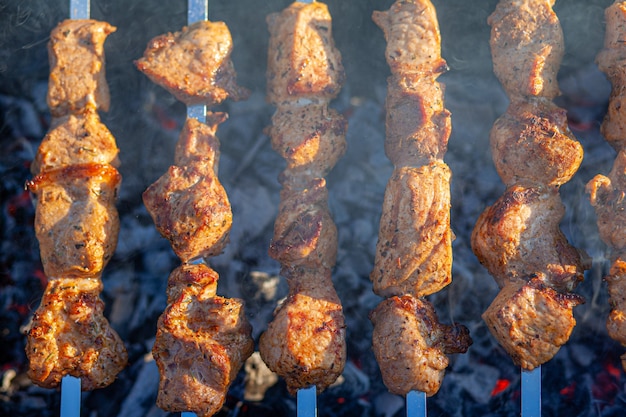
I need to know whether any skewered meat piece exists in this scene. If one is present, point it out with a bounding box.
[27,164,121,280]
[153,264,254,417]
[369,0,471,397]
[143,115,232,263]
[135,21,249,106]
[26,18,127,391]
[31,107,120,176]
[266,1,345,104]
[26,278,127,390]
[260,1,347,395]
[370,295,471,396]
[488,0,563,99]
[259,268,345,395]
[588,3,626,369]
[471,0,588,369]
[47,19,115,116]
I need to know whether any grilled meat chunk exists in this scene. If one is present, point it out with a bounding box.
[471,184,587,293]
[32,107,119,175]
[266,1,345,104]
[142,115,231,262]
[491,98,583,187]
[370,295,470,396]
[27,164,121,279]
[488,0,564,98]
[135,21,249,106]
[482,276,583,370]
[259,268,346,395]
[371,162,453,298]
[26,278,127,390]
[153,264,254,417]
[47,19,115,116]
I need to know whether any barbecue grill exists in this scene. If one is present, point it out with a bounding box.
[1,0,623,416]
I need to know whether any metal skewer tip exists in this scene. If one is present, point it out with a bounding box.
[297,385,317,417]
[521,365,541,417]
[406,390,426,417]
[61,375,81,417]
[69,0,90,19]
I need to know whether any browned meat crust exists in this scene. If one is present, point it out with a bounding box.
[27,164,121,280]
[153,264,254,417]
[31,107,120,175]
[259,269,346,396]
[488,0,563,98]
[266,2,345,104]
[260,1,347,394]
[26,278,127,391]
[471,0,587,369]
[47,19,116,116]
[370,295,471,396]
[135,21,249,106]
[369,0,471,397]
[142,116,232,263]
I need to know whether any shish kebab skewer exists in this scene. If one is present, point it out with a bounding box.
[471,0,589,412]
[258,0,347,413]
[26,0,128,416]
[368,2,471,415]
[135,8,253,417]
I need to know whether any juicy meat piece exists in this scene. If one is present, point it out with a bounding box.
[267,104,347,182]
[606,259,626,349]
[471,184,588,292]
[488,0,564,98]
[153,263,254,417]
[47,19,115,116]
[491,98,583,187]
[384,74,450,167]
[372,0,446,76]
[266,1,345,104]
[587,149,626,252]
[258,268,346,395]
[371,162,453,298]
[135,21,249,106]
[370,295,471,397]
[596,2,626,151]
[26,277,127,390]
[27,164,121,279]
[142,115,231,262]
[482,276,583,370]
[269,178,338,271]
[31,107,119,175]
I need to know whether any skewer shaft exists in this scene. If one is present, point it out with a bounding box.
[406,390,426,417]
[62,1,90,416]
[521,366,541,417]
[297,385,317,417]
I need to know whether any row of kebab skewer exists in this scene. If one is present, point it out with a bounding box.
[21,0,626,415]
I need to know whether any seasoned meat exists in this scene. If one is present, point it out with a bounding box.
[372,0,446,76]
[482,276,583,370]
[488,0,564,98]
[370,295,471,396]
[142,115,231,262]
[371,162,453,298]
[258,268,346,395]
[266,1,345,104]
[472,184,587,293]
[267,103,347,182]
[135,21,249,106]
[26,277,127,390]
[31,107,119,175]
[27,164,121,279]
[153,264,254,417]
[491,98,583,187]
[47,19,115,116]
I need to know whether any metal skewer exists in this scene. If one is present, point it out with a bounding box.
[59,1,92,416]
[521,366,541,417]
[406,390,426,417]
